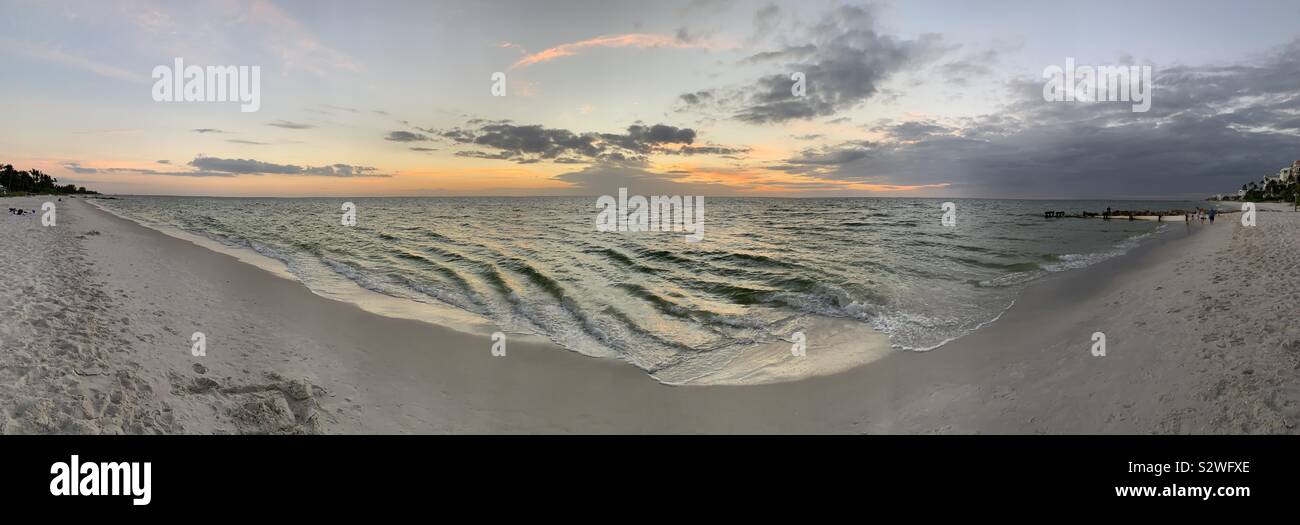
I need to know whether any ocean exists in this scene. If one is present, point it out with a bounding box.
[95,196,1208,384]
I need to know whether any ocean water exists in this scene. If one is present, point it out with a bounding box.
[96,196,1204,384]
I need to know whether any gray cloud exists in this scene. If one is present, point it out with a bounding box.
[100,167,235,178]
[268,120,315,129]
[302,164,391,177]
[192,128,225,133]
[190,157,302,174]
[662,145,751,156]
[438,121,739,165]
[870,120,953,141]
[681,4,951,124]
[778,38,1300,198]
[683,0,736,14]
[320,104,360,113]
[385,131,431,142]
[63,162,98,174]
[552,164,745,196]
[185,156,392,177]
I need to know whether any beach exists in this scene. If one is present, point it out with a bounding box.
[1,197,1297,434]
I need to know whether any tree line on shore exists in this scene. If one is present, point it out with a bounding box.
[1,163,98,195]
[1233,179,1298,203]
[1213,161,1299,203]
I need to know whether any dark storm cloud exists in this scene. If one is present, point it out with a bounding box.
[679,4,951,124]
[470,124,603,159]
[774,141,878,172]
[434,121,743,165]
[870,120,954,141]
[790,38,1300,198]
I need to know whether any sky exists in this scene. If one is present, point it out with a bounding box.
[2,0,1299,198]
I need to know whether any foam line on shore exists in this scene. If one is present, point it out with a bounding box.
[83,198,519,342]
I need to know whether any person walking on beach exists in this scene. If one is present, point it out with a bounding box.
[1209,208,1216,223]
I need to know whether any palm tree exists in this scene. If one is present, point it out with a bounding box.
[1,164,15,192]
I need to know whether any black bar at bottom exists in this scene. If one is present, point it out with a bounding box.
[1,435,1288,512]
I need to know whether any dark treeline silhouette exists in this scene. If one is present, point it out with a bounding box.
[1,163,98,195]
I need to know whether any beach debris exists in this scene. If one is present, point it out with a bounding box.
[287,379,313,401]
[225,392,297,434]
[188,376,221,393]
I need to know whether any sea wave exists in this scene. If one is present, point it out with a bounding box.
[92,196,1185,384]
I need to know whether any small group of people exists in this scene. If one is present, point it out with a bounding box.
[1185,207,1216,223]
[7,207,36,215]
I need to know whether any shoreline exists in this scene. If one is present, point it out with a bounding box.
[82,198,514,341]
[2,197,1296,433]
[77,196,1171,385]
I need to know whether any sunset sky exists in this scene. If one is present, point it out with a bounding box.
[3,0,1299,198]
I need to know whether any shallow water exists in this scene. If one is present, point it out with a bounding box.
[98,196,1203,384]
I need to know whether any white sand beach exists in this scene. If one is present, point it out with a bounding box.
[2,197,1297,434]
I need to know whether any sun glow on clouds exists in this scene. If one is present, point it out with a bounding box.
[510,33,724,68]
[650,161,951,195]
